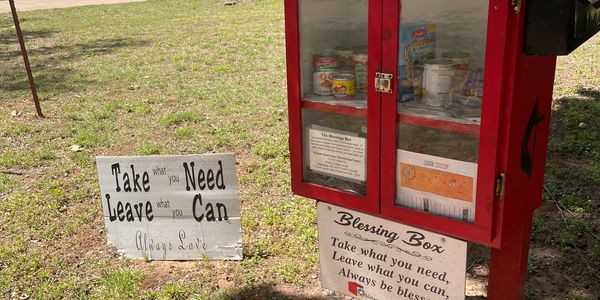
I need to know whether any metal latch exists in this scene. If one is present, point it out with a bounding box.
[495,173,506,200]
[375,72,393,93]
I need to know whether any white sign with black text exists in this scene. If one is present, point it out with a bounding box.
[308,127,366,182]
[318,203,467,300]
[97,154,242,260]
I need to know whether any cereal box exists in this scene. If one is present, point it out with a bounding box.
[398,22,437,102]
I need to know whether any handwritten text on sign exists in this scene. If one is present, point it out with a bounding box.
[318,203,467,300]
[97,154,242,260]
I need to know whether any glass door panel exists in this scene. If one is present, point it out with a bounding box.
[395,0,489,222]
[299,0,370,195]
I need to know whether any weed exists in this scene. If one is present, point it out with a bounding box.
[144,282,191,300]
[138,142,162,155]
[69,151,93,167]
[0,173,18,193]
[93,269,144,299]
[134,103,152,115]
[159,110,200,127]
[275,259,305,285]
[75,129,108,149]
[175,126,194,139]
[2,123,33,138]
[561,195,587,212]
[255,139,289,160]
[0,149,56,168]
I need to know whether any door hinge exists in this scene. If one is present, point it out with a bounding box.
[375,72,393,93]
[495,173,506,200]
[511,0,521,14]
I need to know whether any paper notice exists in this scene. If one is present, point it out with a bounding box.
[396,150,477,222]
[309,128,366,182]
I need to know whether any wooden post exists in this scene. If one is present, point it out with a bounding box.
[9,0,44,118]
[487,218,534,299]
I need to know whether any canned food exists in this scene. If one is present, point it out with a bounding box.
[442,51,471,88]
[422,59,454,106]
[313,53,337,71]
[335,47,354,69]
[355,47,368,54]
[313,71,335,95]
[331,73,356,100]
[313,53,337,95]
[441,51,470,71]
[462,69,484,98]
[352,52,368,92]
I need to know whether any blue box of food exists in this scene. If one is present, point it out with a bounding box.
[398,22,436,102]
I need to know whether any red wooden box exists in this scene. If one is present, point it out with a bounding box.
[284,0,557,248]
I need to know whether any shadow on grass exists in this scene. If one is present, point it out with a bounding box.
[0,18,149,94]
[549,86,600,162]
[0,14,58,44]
[222,284,324,300]
[526,87,600,299]
[0,29,57,45]
[575,87,600,100]
[221,283,487,299]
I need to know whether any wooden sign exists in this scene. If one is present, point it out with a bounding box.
[96,154,242,260]
[318,202,467,300]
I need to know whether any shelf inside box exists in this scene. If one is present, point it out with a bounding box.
[397,101,481,136]
[302,93,368,117]
[301,94,481,136]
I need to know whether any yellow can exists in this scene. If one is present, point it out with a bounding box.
[331,73,356,100]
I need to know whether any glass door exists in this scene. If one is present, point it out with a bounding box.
[287,0,381,212]
[381,0,495,242]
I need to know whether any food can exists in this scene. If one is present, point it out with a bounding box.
[335,47,354,69]
[331,73,356,100]
[313,71,335,95]
[441,51,470,71]
[352,52,368,92]
[441,51,471,88]
[313,53,337,71]
[462,69,484,98]
[356,47,368,54]
[313,53,337,95]
[421,59,454,106]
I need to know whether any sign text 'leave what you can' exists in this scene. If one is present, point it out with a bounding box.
[97,154,242,261]
[318,203,467,300]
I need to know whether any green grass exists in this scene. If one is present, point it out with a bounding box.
[159,110,201,127]
[0,173,18,193]
[0,148,56,168]
[527,37,600,298]
[0,0,313,298]
[137,142,162,155]
[92,269,144,299]
[0,0,598,299]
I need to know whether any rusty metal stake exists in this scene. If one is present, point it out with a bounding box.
[9,0,44,118]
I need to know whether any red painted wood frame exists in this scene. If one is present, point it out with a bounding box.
[284,0,557,250]
[379,0,506,247]
[284,0,382,213]
[380,0,556,249]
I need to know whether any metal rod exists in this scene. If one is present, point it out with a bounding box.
[9,0,45,118]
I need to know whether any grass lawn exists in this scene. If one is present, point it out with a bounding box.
[0,0,598,299]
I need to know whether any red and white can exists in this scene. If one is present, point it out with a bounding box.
[313,53,337,96]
